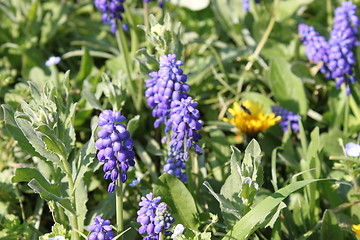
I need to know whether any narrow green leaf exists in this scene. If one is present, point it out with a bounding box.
[76,47,93,83]
[222,179,332,240]
[154,174,199,230]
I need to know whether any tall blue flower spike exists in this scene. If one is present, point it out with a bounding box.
[95,110,135,193]
[94,0,128,33]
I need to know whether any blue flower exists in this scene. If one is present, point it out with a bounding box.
[271,106,301,132]
[95,110,135,193]
[94,0,128,33]
[88,216,115,240]
[45,56,61,66]
[171,224,184,239]
[129,177,140,187]
[243,0,260,11]
[345,142,360,157]
[327,1,359,94]
[48,237,65,240]
[137,193,174,240]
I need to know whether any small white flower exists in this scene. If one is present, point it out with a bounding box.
[345,142,360,157]
[48,236,65,240]
[129,177,140,187]
[45,56,61,66]
[171,224,185,239]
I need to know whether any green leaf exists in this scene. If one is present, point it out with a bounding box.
[127,115,140,136]
[12,168,75,214]
[221,179,332,240]
[267,58,308,115]
[320,210,343,240]
[1,104,41,158]
[153,174,199,230]
[277,0,314,21]
[14,113,63,169]
[76,47,93,83]
[82,79,102,110]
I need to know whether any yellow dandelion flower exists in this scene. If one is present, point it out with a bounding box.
[223,100,281,135]
[353,224,360,238]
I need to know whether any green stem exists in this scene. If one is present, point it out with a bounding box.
[115,24,138,111]
[116,178,124,239]
[237,0,279,93]
[344,95,350,134]
[63,161,79,240]
[326,0,332,32]
[143,1,152,53]
[159,232,165,240]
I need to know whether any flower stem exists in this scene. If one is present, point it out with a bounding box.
[115,24,138,111]
[63,160,79,240]
[116,178,124,239]
[159,231,165,240]
[237,0,279,93]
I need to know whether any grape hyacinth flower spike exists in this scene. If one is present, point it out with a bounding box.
[137,193,175,239]
[271,106,301,132]
[94,0,128,33]
[88,216,115,240]
[145,54,190,129]
[95,110,135,193]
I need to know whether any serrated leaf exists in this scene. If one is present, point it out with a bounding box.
[154,174,199,230]
[14,113,64,169]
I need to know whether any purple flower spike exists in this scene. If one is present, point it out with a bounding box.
[88,216,115,240]
[299,1,359,95]
[144,54,203,183]
[137,193,174,239]
[94,0,127,34]
[271,106,301,132]
[95,110,135,193]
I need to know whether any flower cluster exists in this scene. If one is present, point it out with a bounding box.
[45,56,61,67]
[95,110,135,193]
[145,54,189,128]
[145,54,202,182]
[94,0,128,33]
[223,100,280,136]
[144,0,170,8]
[87,216,115,240]
[271,106,301,132]
[345,142,360,157]
[299,1,359,95]
[353,224,360,238]
[137,193,174,239]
